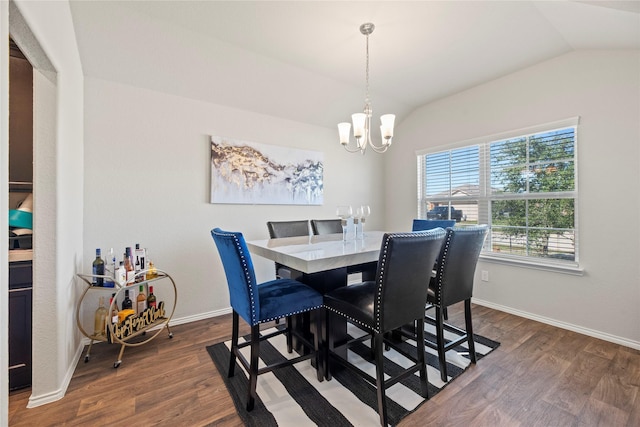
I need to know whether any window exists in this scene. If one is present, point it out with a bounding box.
[417,118,578,266]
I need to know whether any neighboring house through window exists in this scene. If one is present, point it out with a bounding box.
[417,117,579,267]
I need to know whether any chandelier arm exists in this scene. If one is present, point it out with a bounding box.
[368,141,390,153]
[342,142,366,154]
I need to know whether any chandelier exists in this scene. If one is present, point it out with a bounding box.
[338,23,395,154]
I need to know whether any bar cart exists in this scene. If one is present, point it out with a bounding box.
[76,270,177,368]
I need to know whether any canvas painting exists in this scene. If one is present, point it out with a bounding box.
[210,136,324,205]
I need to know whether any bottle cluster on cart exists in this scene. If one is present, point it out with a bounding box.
[91,243,158,288]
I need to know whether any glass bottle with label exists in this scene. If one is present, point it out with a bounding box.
[122,289,133,310]
[109,294,119,325]
[94,296,108,337]
[136,285,146,315]
[147,285,157,309]
[92,248,105,286]
[124,247,134,283]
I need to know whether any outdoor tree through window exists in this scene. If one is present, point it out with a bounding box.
[418,119,578,264]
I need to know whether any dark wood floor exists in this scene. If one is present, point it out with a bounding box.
[9,303,640,426]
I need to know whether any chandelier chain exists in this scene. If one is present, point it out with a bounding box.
[365,32,370,106]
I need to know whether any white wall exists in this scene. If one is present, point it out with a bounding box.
[386,50,640,347]
[82,77,385,324]
[7,0,85,409]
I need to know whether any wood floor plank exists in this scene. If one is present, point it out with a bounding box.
[8,305,640,427]
[540,351,608,416]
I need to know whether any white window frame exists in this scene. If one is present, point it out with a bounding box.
[417,117,583,275]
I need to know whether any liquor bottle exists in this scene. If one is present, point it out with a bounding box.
[104,248,116,288]
[122,289,133,310]
[116,261,126,285]
[92,248,105,286]
[109,294,119,325]
[147,285,157,309]
[135,256,142,283]
[124,248,135,283]
[137,285,146,314]
[146,260,157,279]
[135,243,146,270]
[93,296,108,337]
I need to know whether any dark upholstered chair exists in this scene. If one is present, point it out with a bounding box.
[310,219,342,235]
[266,220,309,279]
[323,229,446,426]
[211,228,323,411]
[267,220,310,239]
[425,225,488,382]
[412,218,456,320]
[412,219,456,231]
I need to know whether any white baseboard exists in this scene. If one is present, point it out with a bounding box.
[472,298,640,351]
[26,340,85,408]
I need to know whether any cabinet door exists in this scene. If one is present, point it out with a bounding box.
[9,287,32,390]
[9,263,32,390]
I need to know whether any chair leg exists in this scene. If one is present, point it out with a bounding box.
[246,324,260,411]
[416,318,429,399]
[312,310,323,382]
[228,311,239,378]
[374,333,388,427]
[324,309,332,381]
[464,299,477,364]
[435,306,448,382]
[285,315,293,353]
[443,307,449,320]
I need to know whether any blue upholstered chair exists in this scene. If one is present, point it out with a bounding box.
[425,225,488,382]
[211,228,324,411]
[323,230,447,426]
[412,218,456,231]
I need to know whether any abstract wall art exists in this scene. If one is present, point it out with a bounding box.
[210,136,324,205]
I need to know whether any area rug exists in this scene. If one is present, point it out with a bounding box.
[206,322,499,427]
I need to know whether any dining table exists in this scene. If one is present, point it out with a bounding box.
[246,231,386,357]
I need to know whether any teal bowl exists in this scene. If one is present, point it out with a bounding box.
[9,209,33,229]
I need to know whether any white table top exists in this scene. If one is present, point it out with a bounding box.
[246,231,386,274]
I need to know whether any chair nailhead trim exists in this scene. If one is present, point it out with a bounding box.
[324,305,377,333]
[260,304,324,324]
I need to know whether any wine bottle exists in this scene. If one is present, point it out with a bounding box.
[147,285,157,309]
[136,285,146,314]
[92,248,105,286]
[93,296,108,337]
[122,289,133,310]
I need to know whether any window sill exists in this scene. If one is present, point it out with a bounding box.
[479,253,584,276]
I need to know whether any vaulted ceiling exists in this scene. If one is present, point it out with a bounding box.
[69,1,640,131]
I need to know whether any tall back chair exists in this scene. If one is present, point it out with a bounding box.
[310,219,342,235]
[323,229,446,426]
[211,228,323,411]
[267,220,309,239]
[266,220,309,279]
[425,225,488,382]
[412,218,456,231]
[412,218,456,319]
